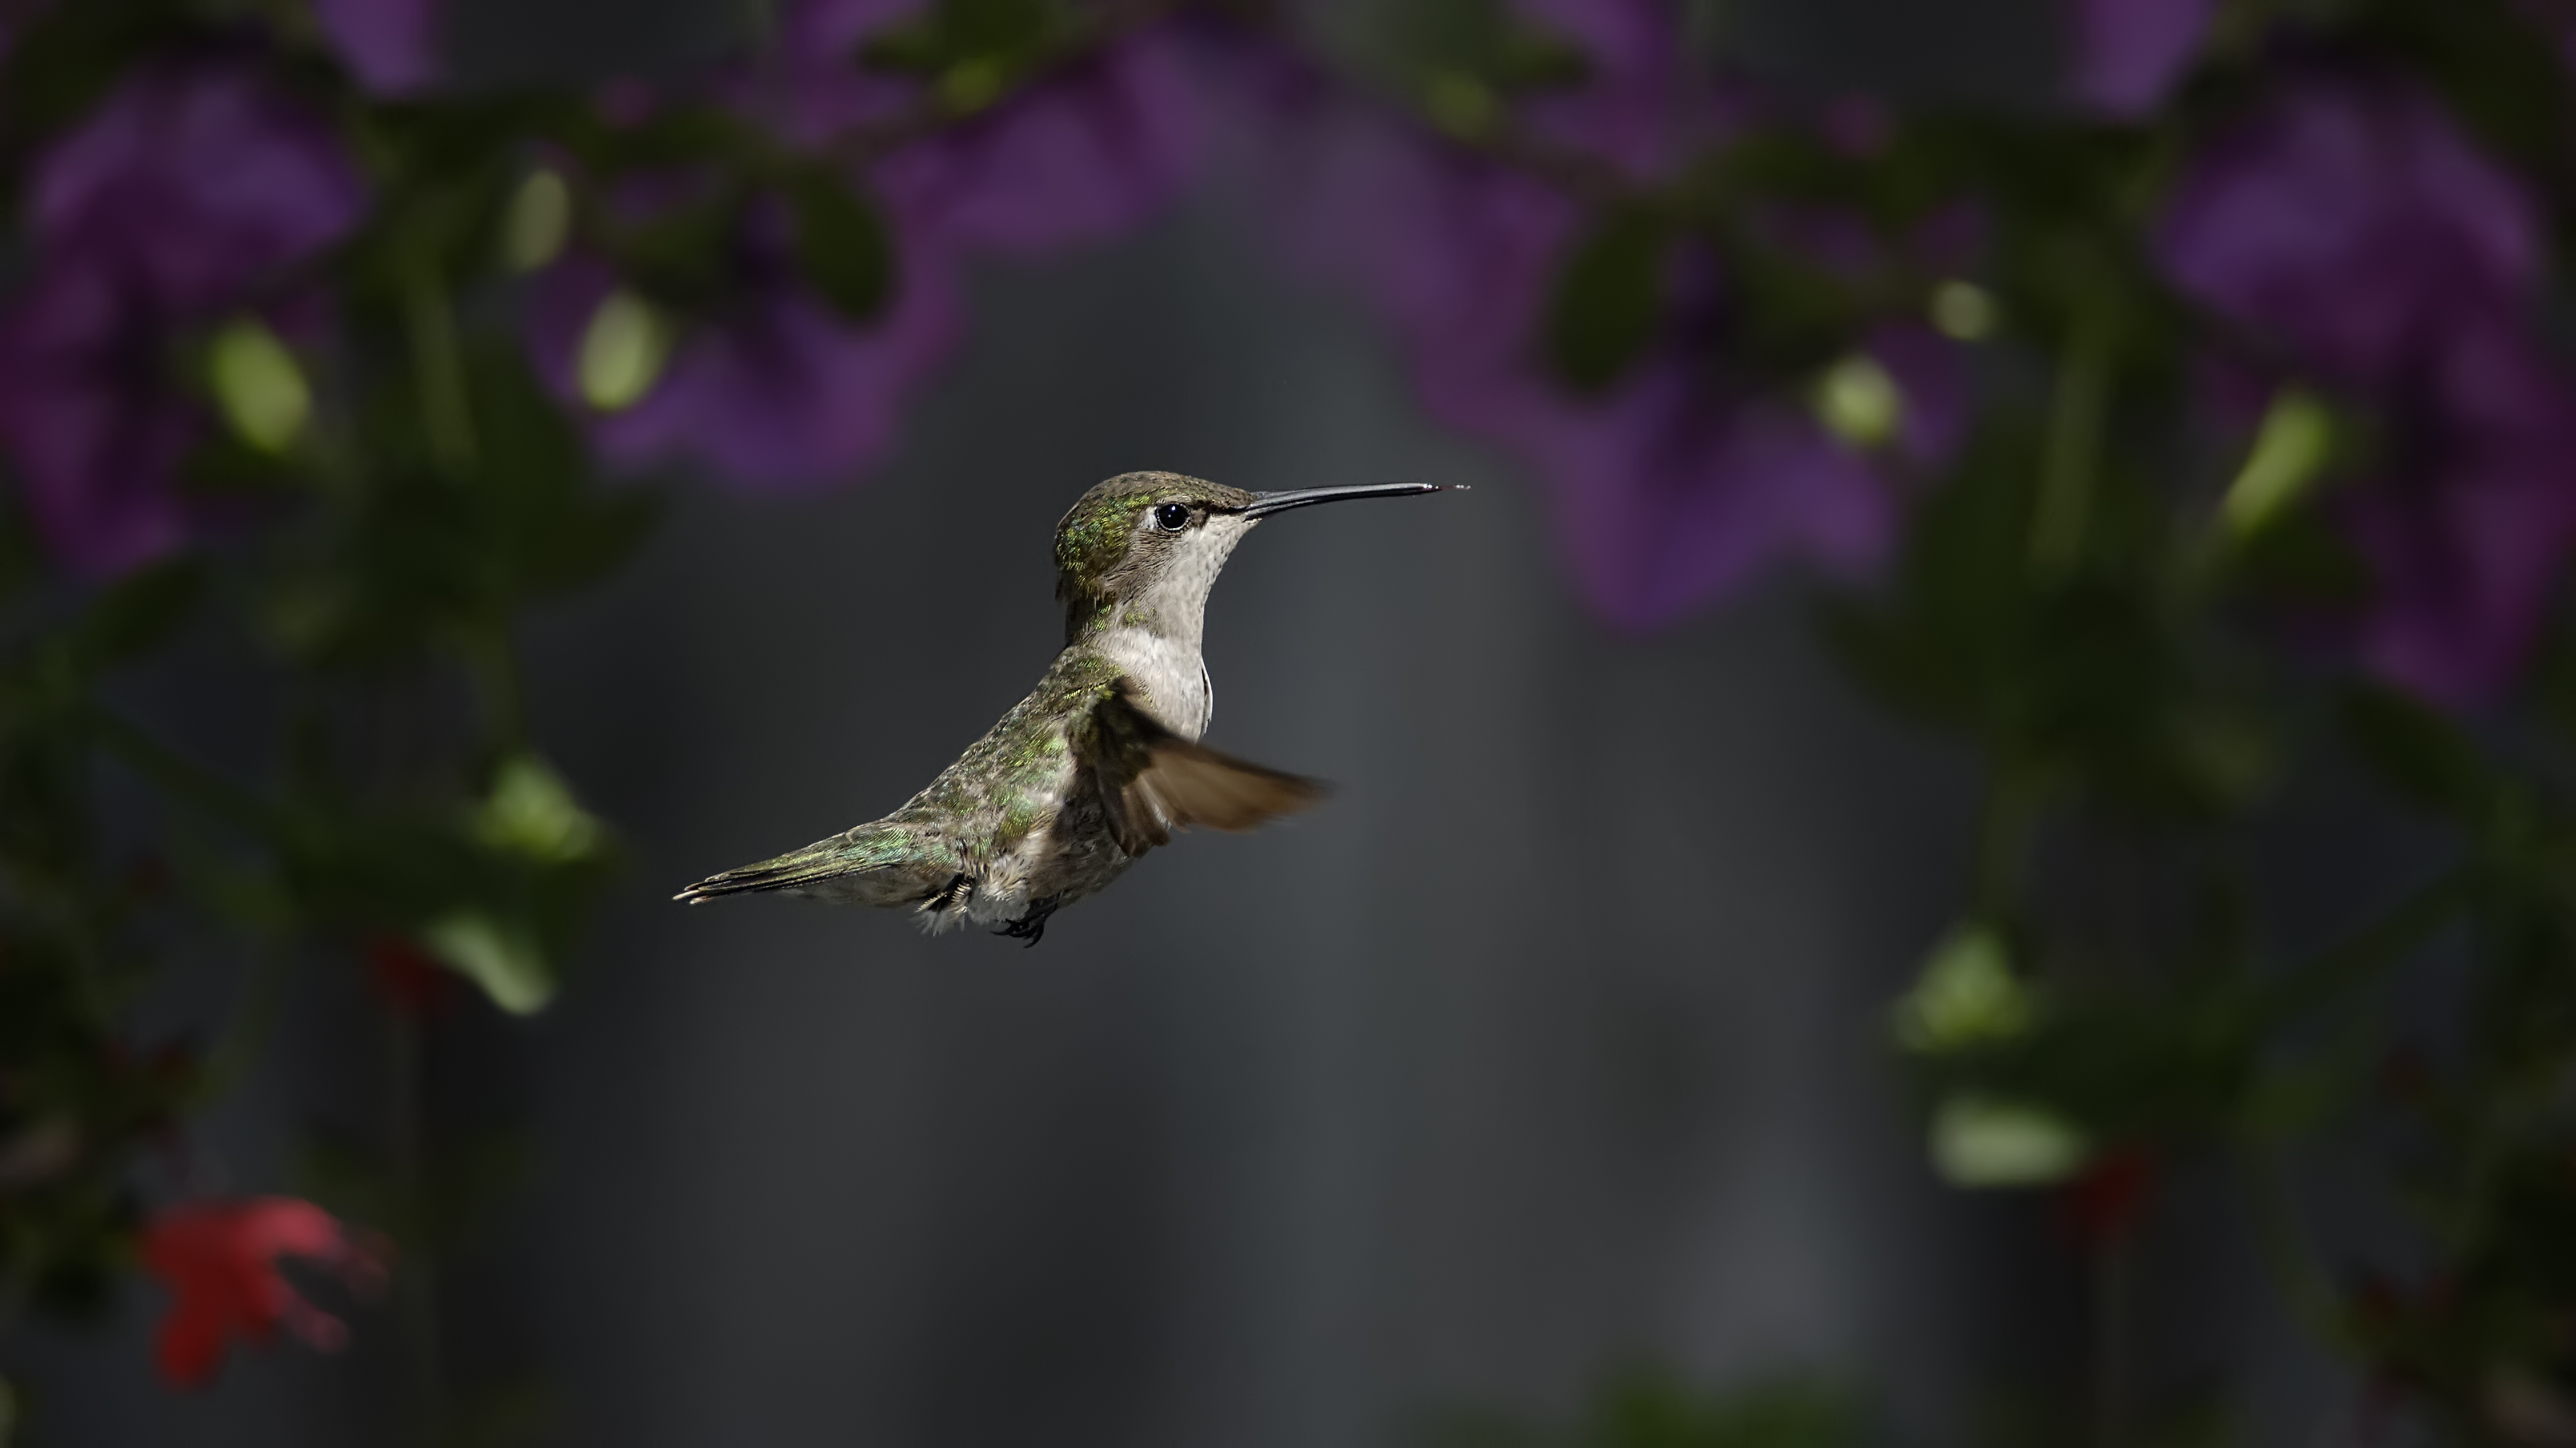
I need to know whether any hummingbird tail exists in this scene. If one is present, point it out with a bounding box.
[673,824,923,906]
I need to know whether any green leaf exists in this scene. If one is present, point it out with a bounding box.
[2219,388,2333,538]
[1929,1092,2088,1187]
[783,170,894,321]
[207,319,312,454]
[69,559,202,669]
[422,911,556,1015]
[472,754,603,865]
[1543,209,1669,392]
[2342,685,2497,824]
[1893,925,2032,1054]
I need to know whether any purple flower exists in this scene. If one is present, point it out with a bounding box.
[31,63,367,312]
[2342,315,2576,706]
[1498,0,1738,178]
[525,251,964,490]
[728,0,928,146]
[2161,75,2576,705]
[2068,0,2215,118]
[2157,76,2539,388]
[1273,104,1938,628]
[0,260,200,573]
[314,0,442,96]
[1871,322,1973,466]
[874,25,1216,256]
[0,63,365,573]
[1520,378,1899,628]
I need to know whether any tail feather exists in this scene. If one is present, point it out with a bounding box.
[674,823,921,905]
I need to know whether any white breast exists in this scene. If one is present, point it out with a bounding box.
[1096,628,1211,738]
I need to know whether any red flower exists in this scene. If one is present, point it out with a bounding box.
[141,1197,389,1387]
[365,935,456,1020]
[2058,1147,2157,1250]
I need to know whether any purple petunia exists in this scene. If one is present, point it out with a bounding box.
[538,11,1235,490]
[2160,74,2576,705]
[524,250,965,490]
[2340,315,2576,706]
[2068,0,2215,118]
[0,261,202,573]
[313,0,443,96]
[876,25,1218,257]
[31,64,367,313]
[1275,102,1959,629]
[0,62,365,572]
[2157,75,2539,388]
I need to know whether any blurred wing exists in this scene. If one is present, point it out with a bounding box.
[1084,682,1327,857]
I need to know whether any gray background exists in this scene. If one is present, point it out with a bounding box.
[1,1,2362,1443]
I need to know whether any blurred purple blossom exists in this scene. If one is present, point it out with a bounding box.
[2157,76,2538,388]
[729,0,927,145]
[1275,104,1945,629]
[315,0,442,96]
[875,25,1218,255]
[0,261,200,573]
[2342,316,2576,706]
[526,250,964,490]
[1871,322,1973,466]
[0,63,364,572]
[2068,0,2214,117]
[2160,74,2576,705]
[1508,0,1728,177]
[579,15,1239,490]
[31,64,367,312]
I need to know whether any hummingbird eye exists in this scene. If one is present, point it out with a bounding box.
[1151,503,1191,533]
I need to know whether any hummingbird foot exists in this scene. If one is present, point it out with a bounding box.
[919,873,975,916]
[996,897,1061,948]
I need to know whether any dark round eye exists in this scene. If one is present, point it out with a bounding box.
[1152,502,1191,532]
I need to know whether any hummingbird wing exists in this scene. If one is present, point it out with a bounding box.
[1083,681,1327,856]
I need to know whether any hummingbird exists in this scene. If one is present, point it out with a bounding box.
[675,471,1457,942]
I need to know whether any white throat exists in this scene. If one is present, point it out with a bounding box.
[1092,515,1256,740]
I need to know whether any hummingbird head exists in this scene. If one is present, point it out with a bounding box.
[1053,472,1454,643]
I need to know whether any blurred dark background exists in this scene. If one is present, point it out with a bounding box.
[1,0,2370,1443]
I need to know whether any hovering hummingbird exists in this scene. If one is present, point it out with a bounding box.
[675,471,1458,942]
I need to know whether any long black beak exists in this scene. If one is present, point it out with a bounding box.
[1239,482,1461,517]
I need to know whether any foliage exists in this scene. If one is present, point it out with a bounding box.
[4,0,2576,1441]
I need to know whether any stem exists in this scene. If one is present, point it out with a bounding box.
[200,941,299,1102]
[1973,766,2044,919]
[389,1012,449,1444]
[2234,1143,2349,1354]
[404,260,476,473]
[2030,297,2116,578]
[464,627,526,749]
[86,711,282,845]
[2091,1238,2132,1448]
[2260,868,2472,1024]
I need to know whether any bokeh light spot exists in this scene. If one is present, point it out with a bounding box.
[502,169,571,274]
[209,319,311,454]
[577,290,672,412]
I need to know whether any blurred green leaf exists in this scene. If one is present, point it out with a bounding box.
[2342,686,2497,825]
[1810,352,1901,451]
[783,169,893,321]
[422,911,554,1015]
[1545,209,1669,392]
[577,290,675,412]
[2218,388,2333,539]
[67,560,201,670]
[1929,1092,2088,1187]
[207,319,313,455]
[473,755,603,865]
[500,168,573,274]
[1893,925,2032,1054]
